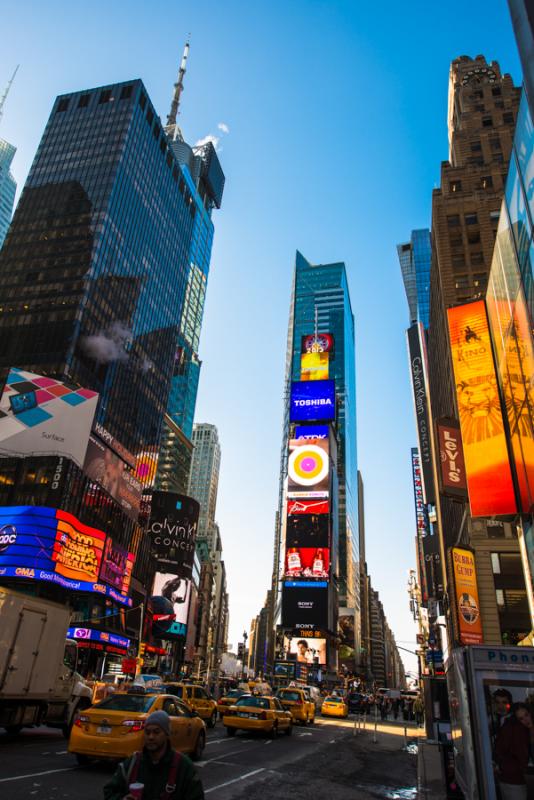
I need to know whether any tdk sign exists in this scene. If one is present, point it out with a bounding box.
[290,380,336,423]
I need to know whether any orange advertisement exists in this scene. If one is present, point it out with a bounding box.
[452,547,483,645]
[53,509,106,582]
[447,300,517,516]
[300,352,329,381]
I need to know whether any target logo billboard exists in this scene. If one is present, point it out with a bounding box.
[287,438,329,497]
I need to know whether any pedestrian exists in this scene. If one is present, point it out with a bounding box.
[103,710,204,800]
[413,695,424,727]
[393,698,400,720]
[495,703,532,800]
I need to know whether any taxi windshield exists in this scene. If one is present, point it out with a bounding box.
[94,694,157,712]
[236,696,269,709]
[278,691,301,702]
[325,696,342,703]
[164,685,184,698]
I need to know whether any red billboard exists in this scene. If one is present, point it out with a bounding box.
[437,419,468,498]
[284,547,330,580]
[287,498,329,515]
[301,333,334,354]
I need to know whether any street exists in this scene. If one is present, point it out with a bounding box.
[0,718,418,799]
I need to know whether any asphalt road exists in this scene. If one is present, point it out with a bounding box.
[0,717,419,799]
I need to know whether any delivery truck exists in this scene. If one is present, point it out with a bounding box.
[0,587,92,736]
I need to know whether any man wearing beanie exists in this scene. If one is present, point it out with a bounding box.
[103,710,205,799]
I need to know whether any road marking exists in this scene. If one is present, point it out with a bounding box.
[264,740,272,745]
[205,768,265,794]
[297,732,313,737]
[0,768,76,783]
[55,750,67,755]
[197,744,265,766]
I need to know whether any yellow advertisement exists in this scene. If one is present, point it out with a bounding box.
[447,300,517,517]
[300,352,329,381]
[452,547,483,644]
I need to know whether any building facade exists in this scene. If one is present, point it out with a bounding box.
[0,138,16,250]
[188,423,222,550]
[397,229,432,328]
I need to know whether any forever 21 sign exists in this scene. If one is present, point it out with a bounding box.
[147,491,200,578]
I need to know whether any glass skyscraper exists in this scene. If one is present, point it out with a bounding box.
[0,80,196,472]
[0,138,16,249]
[397,228,431,328]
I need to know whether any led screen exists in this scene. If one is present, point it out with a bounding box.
[287,498,329,516]
[281,584,328,629]
[300,352,329,381]
[284,635,327,665]
[294,425,329,440]
[289,380,335,423]
[287,438,329,497]
[99,538,134,595]
[284,547,329,580]
[301,333,334,354]
[153,572,192,638]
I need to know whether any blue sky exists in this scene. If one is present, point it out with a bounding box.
[0,0,522,674]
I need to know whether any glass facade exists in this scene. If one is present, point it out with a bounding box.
[188,423,221,551]
[397,228,431,328]
[0,81,195,476]
[0,138,16,249]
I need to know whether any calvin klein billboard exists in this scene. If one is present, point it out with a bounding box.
[147,492,199,579]
[407,324,435,504]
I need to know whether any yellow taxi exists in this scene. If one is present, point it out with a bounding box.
[164,683,218,728]
[276,687,315,725]
[321,695,349,718]
[223,695,292,737]
[68,690,206,764]
[217,688,249,718]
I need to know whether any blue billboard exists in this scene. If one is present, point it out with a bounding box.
[294,425,329,440]
[289,380,335,423]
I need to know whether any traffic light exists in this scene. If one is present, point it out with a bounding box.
[139,642,146,657]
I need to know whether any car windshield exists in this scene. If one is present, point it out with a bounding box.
[278,691,301,702]
[226,690,242,698]
[94,694,157,712]
[236,696,269,709]
[164,685,184,697]
[326,697,342,703]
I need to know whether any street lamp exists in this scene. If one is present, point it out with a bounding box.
[242,630,248,679]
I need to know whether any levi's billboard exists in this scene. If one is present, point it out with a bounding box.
[290,380,335,423]
[447,301,517,516]
[148,492,199,579]
[436,419,468,498]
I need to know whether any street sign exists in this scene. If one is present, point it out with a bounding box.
[122,658,137,674]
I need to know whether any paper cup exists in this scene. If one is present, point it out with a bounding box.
[129,782,144,799]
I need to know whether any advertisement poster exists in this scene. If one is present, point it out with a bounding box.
[153,572,192,637]
[437,419,468,498]
[451,547,483,645]
[284,547,329,579]
[406,323,435,504]
[0,368,98,467]
[99,538,134,595]
[287,498,329,515]
[274,661,296,680]
[284,635,326,665]
[338,608,356,663]
[301,333,334,354]
[0,505,131,605]
[281,584,328,629]
[285,513,329,548]
[289,380,336,423]
[287,438,329,497]
[84,435,142,522]
[447,301,517,516]
[300,352,329,381]
[148,492,200,579]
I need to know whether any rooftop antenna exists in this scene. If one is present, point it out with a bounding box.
[314,306,319,341]
[166,40,189,141]
[0,65,19,125]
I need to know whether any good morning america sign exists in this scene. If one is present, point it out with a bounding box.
[290,380,336,423]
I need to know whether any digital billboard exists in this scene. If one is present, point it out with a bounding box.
[436,419,468,498]
[67,627,130,651]
[99,538,134,595]
[447,301,517,516]
[152,572,192,638]
[284,547,329,579]
[284,635,327,665]
[300,352,329,381]
[274,661,296,680]
[0,505,132,605]
[84,434,142,522]
[287,438,329,497]
[148,492,200,579]
[301,333,334,354]
[285,513,329,548]
[281,584,328,629]
[289,380,335,423]
[294,425,329,440]
[0,368,98,467]
[406,324,435,504]
[287,498,329,515]
[451,547,483,645]
[338,608,356,663]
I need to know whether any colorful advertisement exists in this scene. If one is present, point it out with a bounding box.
[294,425,329,440]
[447,301,517,516]
[285,513,329,548]
[274,661,296,680]
[289,380,335,423]
[406,324,435,504]
[284,635,327,665]
[437,419,468,498]
[284,547,329,579]
[67,627,130,651]
[152,572,191,638]
[287,438,329,497]
[300,352,329,381]
[148,492,199,579]
[0,368,98,467]
[0,506,132,605]
[287,498,329,515]
[301,333,334,354]
[451,547,483,645]
[84,434,142,522]
[338,608,356,663]
[99,538,134,595]
[281,584,328,629]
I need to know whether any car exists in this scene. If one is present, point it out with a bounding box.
[223,695,292,737]
[217,689,249,718]
[299,684,322,709]
[321,695,349,718]
[164,683,218,728]
[68,691,206,765]
[276,687,315,724]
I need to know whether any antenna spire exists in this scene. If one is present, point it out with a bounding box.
[0,65,19,125]
[166,41,189,140]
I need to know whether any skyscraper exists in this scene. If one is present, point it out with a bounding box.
[0,80,196,474]
[188,423,222,550]
[397,229,432,328]
[0,139,16,249]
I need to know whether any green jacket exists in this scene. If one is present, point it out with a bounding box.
[103,746,205,800]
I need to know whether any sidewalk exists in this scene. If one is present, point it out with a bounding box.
[417,740,447,799]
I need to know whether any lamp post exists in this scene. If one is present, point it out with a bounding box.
[242,630,248,679]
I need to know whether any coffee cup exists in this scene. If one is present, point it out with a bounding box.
[129,782,144,799]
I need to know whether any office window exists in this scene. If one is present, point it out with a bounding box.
[482,116,493,128]
[470,141,482,152]
[455,275,470,289]
[447,214,461,227]
[98,89,112,104]
[481,176,493,189]
[471,252,484,266]
[492,87,502,97]
[120,85,133,100]
[465,213,478,226]
[503,112,514,125]
[490,138,501,151]
[450,180,462,193]
[78,94,90,109]
[57,98,69,113]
